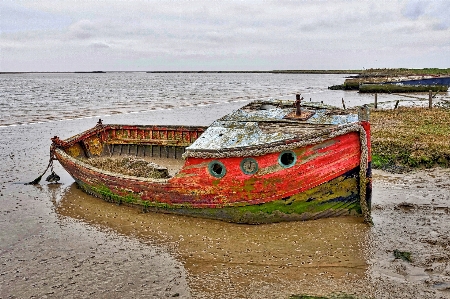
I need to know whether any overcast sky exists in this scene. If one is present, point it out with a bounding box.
[1,0,449,72]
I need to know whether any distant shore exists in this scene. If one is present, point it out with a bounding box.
[3,68,450,76]
[0,70,361,74]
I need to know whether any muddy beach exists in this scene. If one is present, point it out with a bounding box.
[0,102,449,299]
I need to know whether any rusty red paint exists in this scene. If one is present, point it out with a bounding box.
[51,102,371,223]
[54,125,365,209]
[169,132,361,206]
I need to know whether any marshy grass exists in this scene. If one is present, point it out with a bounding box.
[359,84,448,93]
[360,68,450,77]
[329,68,450,91]
[370,107,450,169]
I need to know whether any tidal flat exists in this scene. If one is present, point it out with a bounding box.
[1,103,449,299]
[1,72,450,298]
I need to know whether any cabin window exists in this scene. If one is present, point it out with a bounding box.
[278,151,297,168]
[240,158,258,175]
[208,160,226,178]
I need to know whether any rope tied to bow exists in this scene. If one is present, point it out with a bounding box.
[25,148,60,185]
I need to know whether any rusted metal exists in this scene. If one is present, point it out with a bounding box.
[295,93,303,116]
[51,136,67,147]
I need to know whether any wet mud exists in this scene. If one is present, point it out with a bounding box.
[1,104,450,298]
[53,184,370,298]
[368,168,450,299]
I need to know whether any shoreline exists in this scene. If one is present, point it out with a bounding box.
[0,70,361,75]
[2,68,450,76]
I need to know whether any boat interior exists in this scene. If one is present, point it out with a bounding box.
[59,124,207,178]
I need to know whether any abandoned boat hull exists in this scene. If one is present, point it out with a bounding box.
[52,126,371,224]
[51,100,372,224]
[70,164,370,223]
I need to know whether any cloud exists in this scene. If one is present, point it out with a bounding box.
[402,0,450,30]
[67,19,97,39]
[0,1,71,32]
[89,42,110,49]
[1,0,449,71]
[402,0,428,19]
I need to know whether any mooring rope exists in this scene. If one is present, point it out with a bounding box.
[25,148,60,185]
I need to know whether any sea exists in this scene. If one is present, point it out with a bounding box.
[0,72,390,127]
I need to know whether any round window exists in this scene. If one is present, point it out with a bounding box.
[208,160,226,178]
[240,158,258,175]
[278,150,297,168]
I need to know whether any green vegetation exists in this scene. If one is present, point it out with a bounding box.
[359,84,447,93]
[361,68,450,77]
[271,70,361,74]
[370,107,450,169]
[329,68,450,91]
[393,250,412,262]
[328,81,360,90]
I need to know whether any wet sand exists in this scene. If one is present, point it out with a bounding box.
[369,168,450,299]
[1,102,450,298]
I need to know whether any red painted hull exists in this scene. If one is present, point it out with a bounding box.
[51,103,372,223]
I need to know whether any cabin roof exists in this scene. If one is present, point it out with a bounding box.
[186,99,360,152]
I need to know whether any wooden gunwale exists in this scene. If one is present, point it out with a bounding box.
[60,124,207,149]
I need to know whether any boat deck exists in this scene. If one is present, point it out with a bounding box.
[186,99,360,153]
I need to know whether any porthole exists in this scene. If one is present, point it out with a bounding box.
[278,150,297,168]
[208,160,226,178]
[240,158,258,175]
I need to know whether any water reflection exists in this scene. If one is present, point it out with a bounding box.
[53,183,371,298]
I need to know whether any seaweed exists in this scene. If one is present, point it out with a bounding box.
[393,249,412,262]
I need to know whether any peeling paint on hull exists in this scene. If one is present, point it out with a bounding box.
[72,165,370,224]
[52,100,372,224]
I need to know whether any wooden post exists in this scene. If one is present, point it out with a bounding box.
[374,93,378,109]
[429,90,432,109]
[394,100,399,110]
[341,98,346,109]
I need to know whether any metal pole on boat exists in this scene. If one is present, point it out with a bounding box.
[295,94,302,116]
[374,93,378,109]
[429,90,432,109]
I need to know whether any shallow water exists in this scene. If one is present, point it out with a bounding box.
[1,73,450,298]
[3,72,436,127]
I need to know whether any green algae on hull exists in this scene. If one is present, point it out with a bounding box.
[74,167,363,224]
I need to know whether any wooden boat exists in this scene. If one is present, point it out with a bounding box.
[50,98,372,224]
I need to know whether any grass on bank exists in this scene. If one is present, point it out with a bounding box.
[328,68,450,91]
[359,84,448,93]
[370,106,450,169]
[360,68,450,77]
